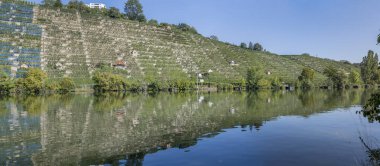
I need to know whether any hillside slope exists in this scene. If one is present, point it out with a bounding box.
[0,2,360,86]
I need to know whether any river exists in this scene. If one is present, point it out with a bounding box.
[0,90,379,166]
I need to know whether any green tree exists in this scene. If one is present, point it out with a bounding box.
[257,79,270,89]
[124,0,146,22]
[299,68,315,81]
[360,50,379,85]
[240,42,247,49]
[323,66,347,89]
[249,42,254,50]
[0,71,14,93]
[108,7,123,19]
[271,77,282,89]
[93,72,128,91]
[15,68,47,94]
[54,0,63,8]
[246,67,263,90]
[253,43,263,51]
[68,0,86,10]
[349,71,361,85]
[298,68,315,89]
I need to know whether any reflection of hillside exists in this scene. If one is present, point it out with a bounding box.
[0,90,371,165]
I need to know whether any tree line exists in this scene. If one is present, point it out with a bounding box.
[0,68,75,94]
[240,42,264,52]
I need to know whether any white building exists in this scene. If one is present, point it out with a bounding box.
[86,3,106,9]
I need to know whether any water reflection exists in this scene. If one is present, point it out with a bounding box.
[0,90,373,165]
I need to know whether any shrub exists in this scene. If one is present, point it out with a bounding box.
[59,78,75,93]
[0,71,14,93]
[15,68,47,94]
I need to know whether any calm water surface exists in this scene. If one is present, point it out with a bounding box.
[0,90,380,166]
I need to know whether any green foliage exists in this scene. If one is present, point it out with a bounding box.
[124,0,146,22]
[298,68,315,89]
[108,7,123,19]
[45,81,60,91]
[240,42,247,49]
[362,92,380,122]
[257,79,270,89]
[248,42,254,50]
[323,66,348,89]
[59,78,75,92]
[246,67,263,90]
[271,77,282,89]
[0,71,14,93]
[177,23,198,34]
[349,71,361,85]
[93,72,128,92]
[253,43,263,51]
[68,0,87,11]
[54,0,63,8]
[360,50,380,85]
[16,68,48,94]
[378,34,380,45]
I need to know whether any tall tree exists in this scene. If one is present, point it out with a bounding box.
[125,0,146,22]
[324,66,347,89]
[349,71,361,85]
[246,67,263,89]
[253,43,263,51]
[298,68,315,89]
[360,50,379,85]
[249,42,254,50]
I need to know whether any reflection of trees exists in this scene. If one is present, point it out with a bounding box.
[360,137,380,166]
[0,90,370,165]
[359,91,380,166]
[361,92,380,123]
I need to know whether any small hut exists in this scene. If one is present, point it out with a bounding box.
[113,60,127,70]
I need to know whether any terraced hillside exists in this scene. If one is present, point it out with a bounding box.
[0,1,42,78]
[0,1,360,85]
[283,55,359,75]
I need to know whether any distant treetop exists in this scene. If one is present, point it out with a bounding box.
[124,0,146,22]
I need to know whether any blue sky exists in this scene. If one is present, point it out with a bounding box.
[29,0,380,63]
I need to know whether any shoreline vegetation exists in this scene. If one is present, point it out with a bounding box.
[0,0,379,95]
[0,67,378,95]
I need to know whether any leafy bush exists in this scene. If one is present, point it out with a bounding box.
[0,71,14,93]
[15,68,47,94]
[93,72,127,92]
[177,23,198,34]
[59,78,75,93]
